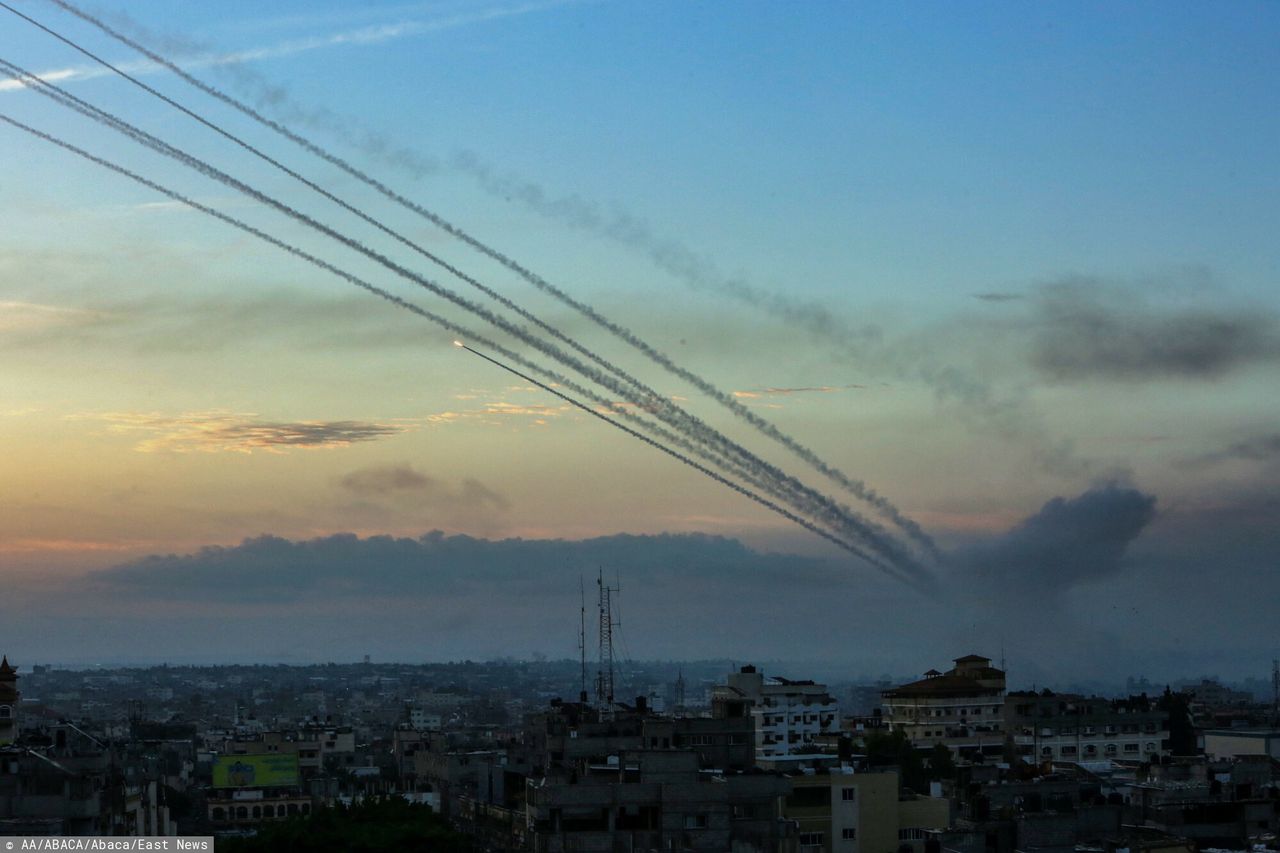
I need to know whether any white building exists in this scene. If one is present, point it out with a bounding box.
[713,665,840,759]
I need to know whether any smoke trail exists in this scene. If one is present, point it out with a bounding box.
[38,0,938,559]
[2,0,671,425]
[3,2,864,543]
[0,110,924,588]
[456,342,925,590]
[0,57,932,585]
[1,57,929,585]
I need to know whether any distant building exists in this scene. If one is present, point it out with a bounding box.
[1184,679,1254,709]
[881,655,1006,758]
[1005,690,1170,763]
[712,665,841,760]
[0,657,18,745]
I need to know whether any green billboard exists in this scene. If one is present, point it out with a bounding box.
[212,753,299,788]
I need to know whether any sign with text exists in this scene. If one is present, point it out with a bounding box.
[212,753,298,788]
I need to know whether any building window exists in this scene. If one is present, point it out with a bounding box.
[1144,743,1156,752]
[800,832,825,846]
[843,828,858,840]
[1061,746,1077,756]
[0,706,10,719]
[842,787,856,801]
[1123,743,1139,754]
[684,814,708,829]
[1105,744,1117,755]
[900,829,926,841]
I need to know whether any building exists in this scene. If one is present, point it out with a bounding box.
[1005,691,1169,763]
[1203,728,1280,760]
[0,658,17,746]
[782,766,950,853]
[713,665,841,760]
[881,655,1006,758]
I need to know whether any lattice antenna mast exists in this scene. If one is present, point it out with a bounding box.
[578,575,589,704]
[595,569,616,713]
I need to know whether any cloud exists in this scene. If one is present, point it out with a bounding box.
[732,385,862,399]
[973,292,1024,302]
[337,464,509,510]
[76,411,406,453]
[88,530,845,605]
[1185,434,1280,467]
[953,483,1158,596]
[1029,278,1279,382]
[425,399,570,427]
[0,300,108,332]
[1,1,579,93]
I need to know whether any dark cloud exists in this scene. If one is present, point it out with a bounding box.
[973,292,1024,302]
[953,483,1157,596]
[89,531,844,605]
[81,412,405,453]
[1030,279,1279,382]
[1185,434,1280,467]
[339,464,432,493]
[337,465,509,510]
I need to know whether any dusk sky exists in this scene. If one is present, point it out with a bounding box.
[1,1,1278,681]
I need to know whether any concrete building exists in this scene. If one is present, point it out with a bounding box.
[502,700,795,851]
[881,655,1006,758]
[1005,691,1169,763]
[1202,728,1280,760]
[782,766,950,853]
[713,665,841,760]
[0,658,17,746]
[525,740,792,852]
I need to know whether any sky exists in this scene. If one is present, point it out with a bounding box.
[1,0,1278,682]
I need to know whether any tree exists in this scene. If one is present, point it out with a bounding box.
[862,729,928,792]
[927,742,956,781]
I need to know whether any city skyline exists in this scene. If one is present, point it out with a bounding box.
[1,1,1278,676]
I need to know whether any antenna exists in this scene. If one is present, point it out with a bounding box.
[578,576,588,704]
[595,569,617,714]
[675,668,687,716]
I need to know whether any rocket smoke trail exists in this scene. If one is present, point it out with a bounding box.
[454,341,925,589]
[35,0,939,559]
[0,3,840,540]
[0,58,932,585]
[0,110,928,590]
[0,56,920,577]
[0,1,668,418]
